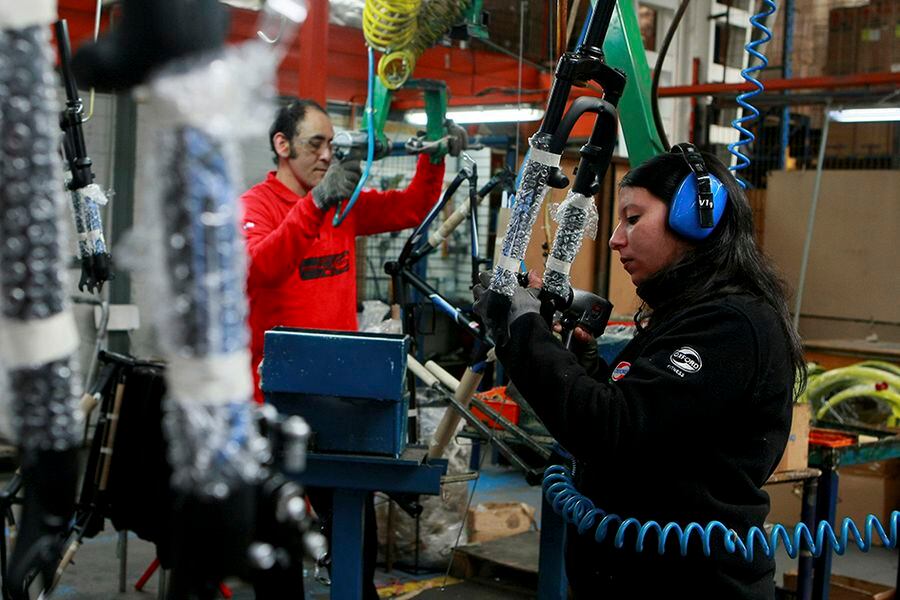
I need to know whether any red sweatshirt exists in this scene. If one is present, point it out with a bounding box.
[241,155,445,402]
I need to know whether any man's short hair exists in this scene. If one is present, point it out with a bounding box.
[269,97,328,164]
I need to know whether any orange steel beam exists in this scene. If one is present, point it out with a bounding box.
[659,72,900,97]
[297,0,329,104]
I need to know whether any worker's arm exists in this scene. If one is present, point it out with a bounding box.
[496,303,761,462]
[241,191,325,288]
[354,154,446,236]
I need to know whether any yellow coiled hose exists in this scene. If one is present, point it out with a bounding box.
[364,0,470,89]
[363,0,420,52]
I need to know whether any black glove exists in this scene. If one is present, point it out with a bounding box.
[473,271,541,347]
[312,161,362,211]
[445,120,468,157]
[571,332,600,376]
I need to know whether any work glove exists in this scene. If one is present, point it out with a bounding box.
[557,325,600,376]
[445,119,468,157]
[473,271,541,347]
[311,161,362,211]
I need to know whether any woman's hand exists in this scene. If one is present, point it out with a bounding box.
[473,270,542,346]
[553,323,600,375]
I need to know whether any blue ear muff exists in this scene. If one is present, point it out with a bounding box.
[668,172,728,240]
[667,143,729,241]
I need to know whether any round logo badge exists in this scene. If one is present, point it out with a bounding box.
[669,347,703,373]
[611,361,631,381]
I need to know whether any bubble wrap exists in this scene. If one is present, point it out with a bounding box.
[375,404,470,568]
[0,25,82,452]
[132,42,278,497]
[71,183,109,259]
[542,191,598,299]
[489,133,557,297]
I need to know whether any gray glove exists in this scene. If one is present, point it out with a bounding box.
[312,160,362,211]
[509,284,541,324]
[473,271,541,346]
[445,119,468,157]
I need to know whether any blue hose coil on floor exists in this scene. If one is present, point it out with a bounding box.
[727,0,776,189]
[543,465,899,561]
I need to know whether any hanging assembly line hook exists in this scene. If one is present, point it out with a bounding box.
[257,14,287,44]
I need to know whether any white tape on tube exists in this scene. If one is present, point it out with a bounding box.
[568,194,594,211]
[545,255,572,275]
[78,230,104,244]
[528,147,562,168]
[496,255,521,274]
[167,350,254,406]
[428,198,472,248]
[0,311,79,368]
[0,0,57,29]
[77,183,109,206]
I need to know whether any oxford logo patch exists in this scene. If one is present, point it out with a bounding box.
[611,361,631,381]
[669,347,702,374]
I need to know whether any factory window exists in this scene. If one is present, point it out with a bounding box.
[713,22,747,69]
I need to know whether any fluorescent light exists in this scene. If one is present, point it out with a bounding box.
[405,106,544,126]
[267,0,308,22]
[828,107,900,123]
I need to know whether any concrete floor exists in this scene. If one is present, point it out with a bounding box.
[3,462,897,598]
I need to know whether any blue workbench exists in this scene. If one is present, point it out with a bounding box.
[295,448,448,599]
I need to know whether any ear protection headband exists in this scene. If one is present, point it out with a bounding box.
[668,143,728,240]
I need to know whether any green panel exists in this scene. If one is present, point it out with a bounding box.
[594,0,666,166]
[369,78,393,142]
[462,0,488,40]
[423,87,448,142]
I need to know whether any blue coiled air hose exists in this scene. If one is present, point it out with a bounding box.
[727,0,775,189]
[333,45,376,226]
[543,465,899,561]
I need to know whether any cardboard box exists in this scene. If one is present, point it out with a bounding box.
[854,122,895,157]
[774,403,810,473]
[857,25,889,74]
[826,7,860,76]
[783,572,895,600]
[836,460,900,529]
[825,123,857,158]
[467,502,536,544]
[765,458,900,546]
[765,479,803,527]
[842,459,900,479]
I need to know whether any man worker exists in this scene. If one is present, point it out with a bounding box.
[241,97,451,403]
[240,97,454,599]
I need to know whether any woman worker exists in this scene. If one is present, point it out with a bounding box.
[474,144,806,598]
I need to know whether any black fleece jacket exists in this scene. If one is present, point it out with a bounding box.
[497,293,793,599]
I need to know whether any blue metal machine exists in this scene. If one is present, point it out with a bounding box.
[263,328,411,456]
[261,328,448,599]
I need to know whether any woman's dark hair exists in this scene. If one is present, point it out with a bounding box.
[268,97,328,165]
[619,150,806,391]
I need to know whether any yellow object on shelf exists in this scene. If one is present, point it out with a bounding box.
[363,0,420,52]
[364,0,470,89]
